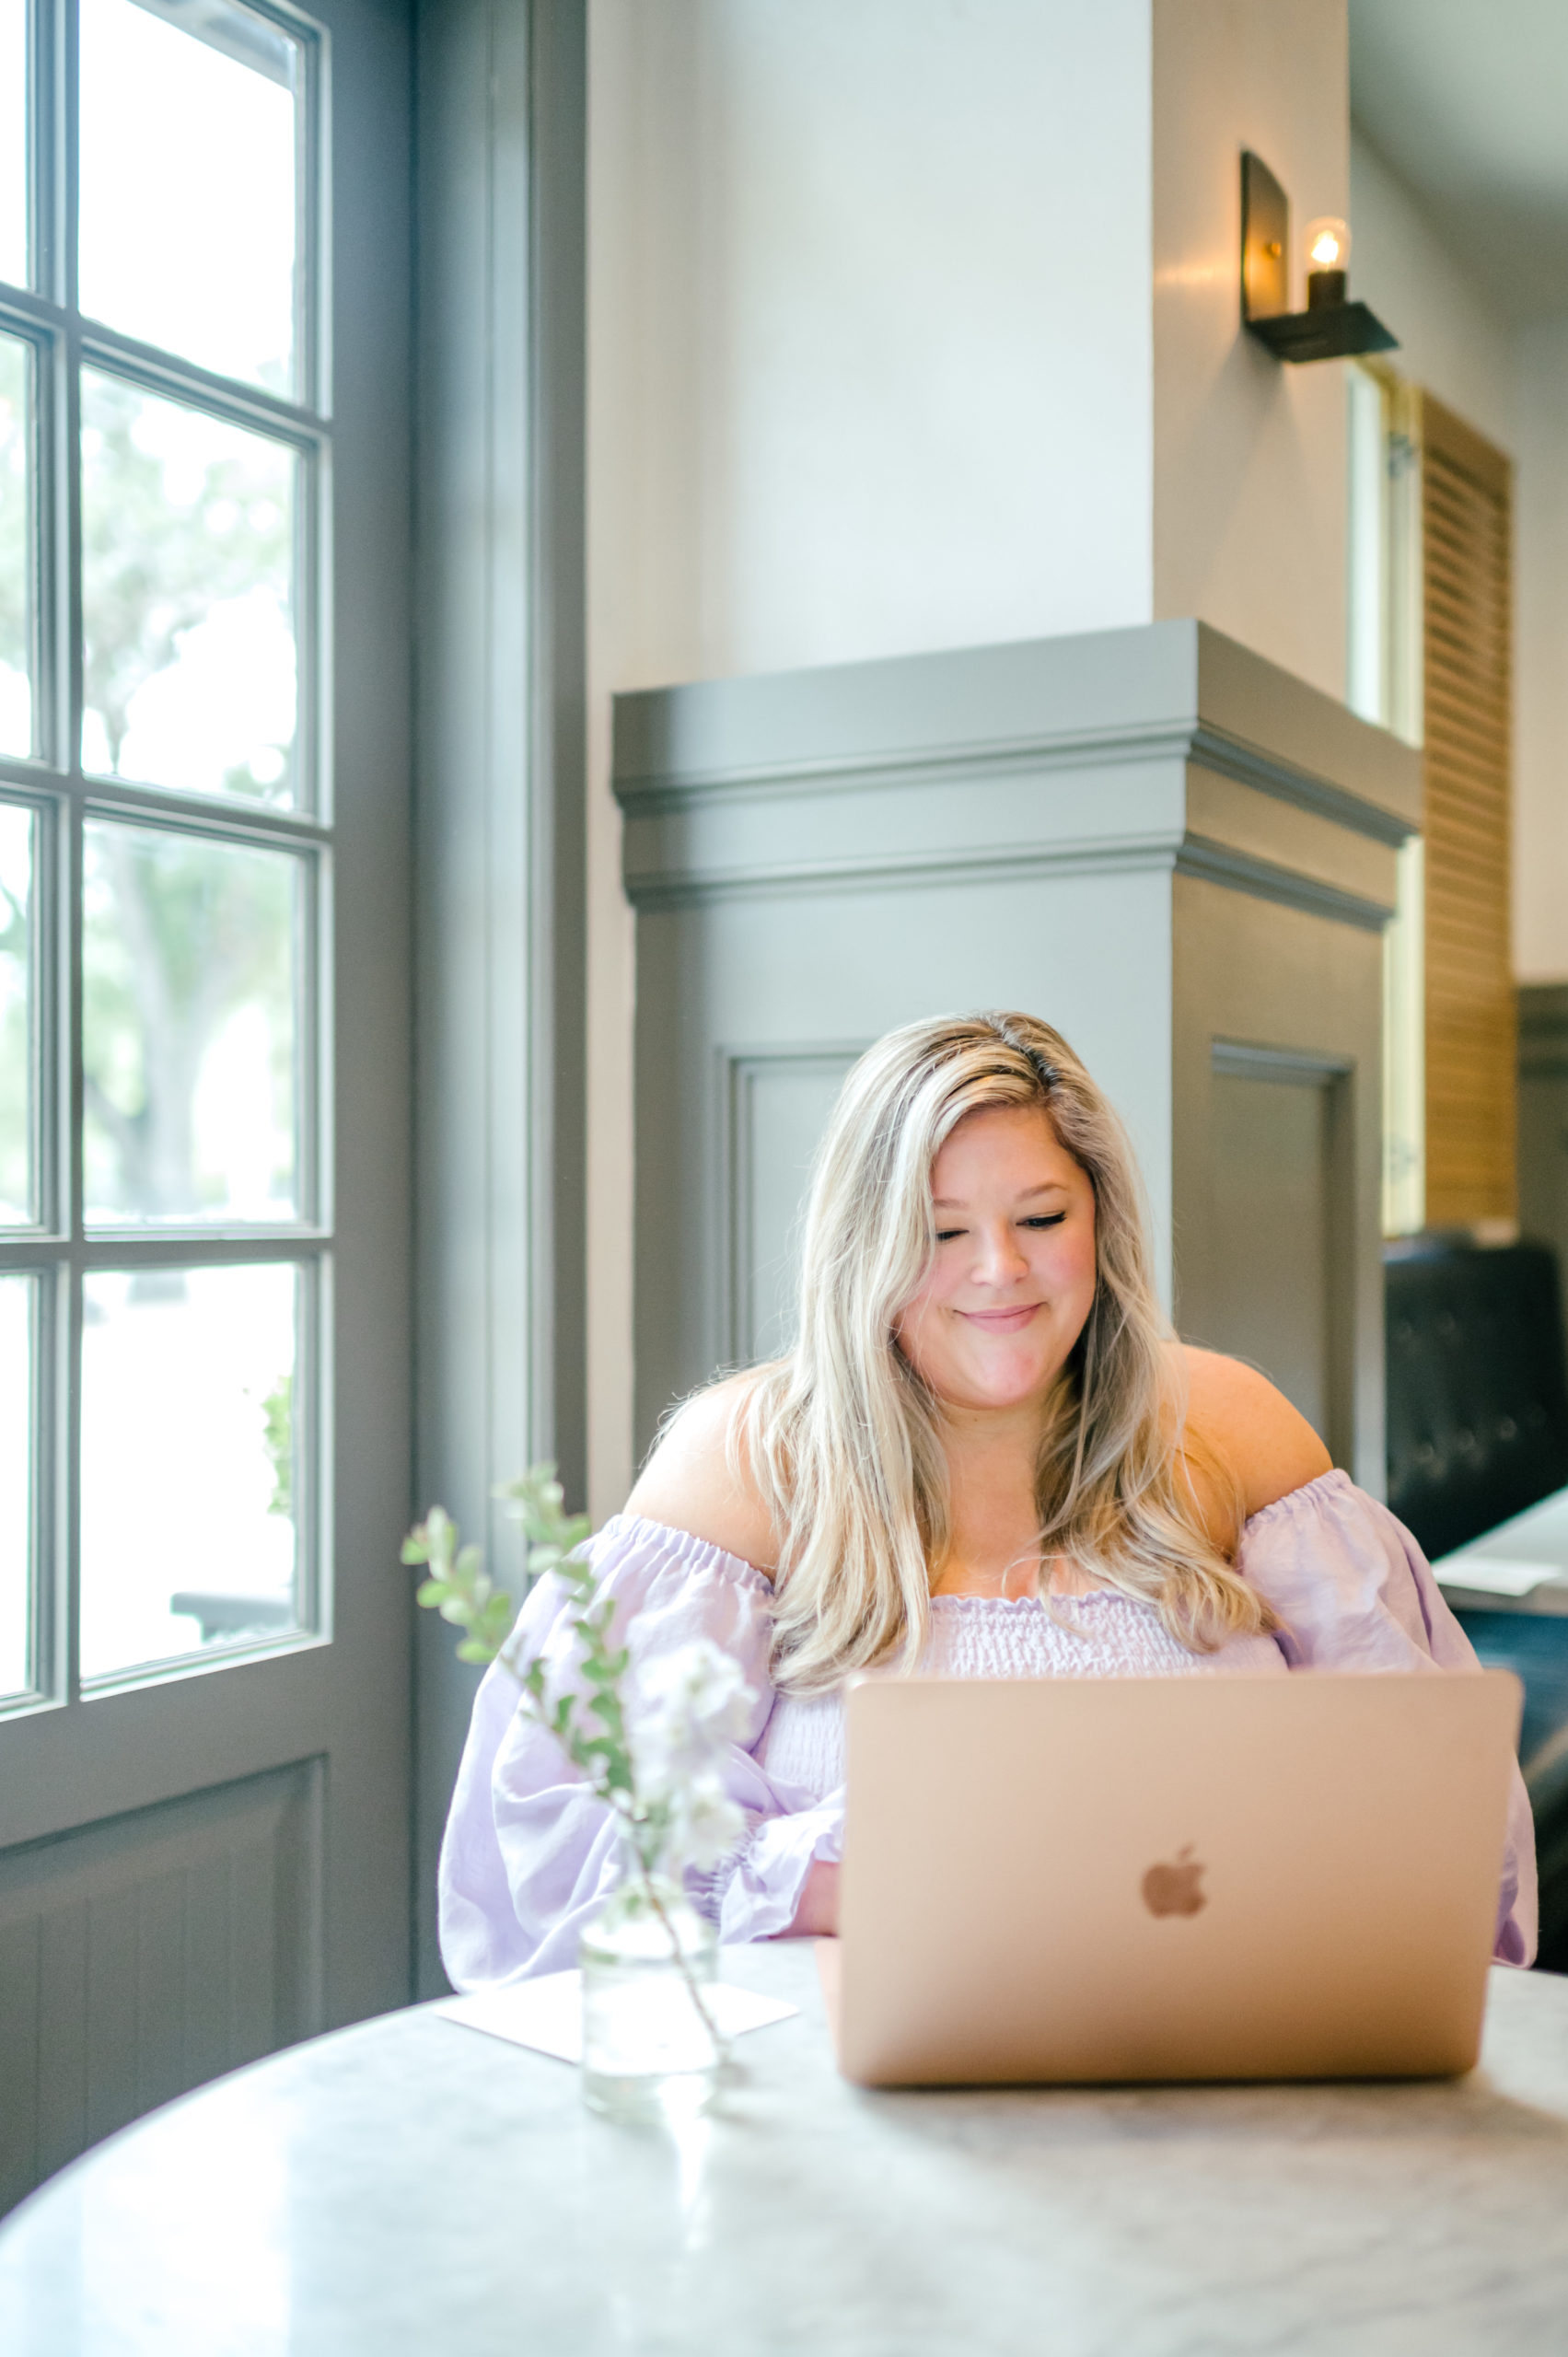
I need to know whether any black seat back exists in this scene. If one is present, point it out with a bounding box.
[1385,1235,1568,1562]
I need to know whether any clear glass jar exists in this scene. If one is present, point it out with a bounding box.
[579,1869,723,2123]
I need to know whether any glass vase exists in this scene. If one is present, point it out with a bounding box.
[579,1866,723,2123]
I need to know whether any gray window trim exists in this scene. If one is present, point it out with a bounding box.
[412,0,587,1997]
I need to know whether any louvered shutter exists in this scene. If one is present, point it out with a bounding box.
[1422,391,1516,1225]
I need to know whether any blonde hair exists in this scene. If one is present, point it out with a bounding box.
[735,1010,1272,1695]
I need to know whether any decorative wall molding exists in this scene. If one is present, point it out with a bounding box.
[615,620,1419,932]
[617,714,1409,852]
[633,834,1182,914]
[1202,1038,1358,1466]
[1178,841,1392,934]
[718,1042,867,1364]
[1212,1038,1357,1086]
[1186,725,1410,849]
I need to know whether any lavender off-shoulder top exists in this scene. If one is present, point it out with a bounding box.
[437,1470,1538,1986]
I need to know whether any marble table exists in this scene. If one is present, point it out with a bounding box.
[6,1945,1568,2355]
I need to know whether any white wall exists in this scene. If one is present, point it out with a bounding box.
[1350,130,1515,451]
[591,0,1158,693]
[1154,0,1350,703]
[1352,128,1568,985]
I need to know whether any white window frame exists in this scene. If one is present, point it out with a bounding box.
[1348,358,1426,1240]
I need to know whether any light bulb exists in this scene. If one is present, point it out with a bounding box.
[1304,217,1350,309]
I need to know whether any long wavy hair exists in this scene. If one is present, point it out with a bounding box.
[734,1011,1272,1695]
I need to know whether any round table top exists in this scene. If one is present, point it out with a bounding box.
[6,1946,1568,2355]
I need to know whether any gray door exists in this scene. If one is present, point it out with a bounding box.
[0,0,412,2211]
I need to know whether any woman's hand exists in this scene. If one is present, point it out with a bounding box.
[784,1858,840,1937]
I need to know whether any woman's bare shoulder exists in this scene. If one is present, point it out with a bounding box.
[1176,1344,1332,1520]
[623,1369,781,1574]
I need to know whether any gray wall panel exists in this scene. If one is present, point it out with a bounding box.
[723,1047,866,1365]
[1205,1062,1353,1449]
[0,1761,323,2218]
[1174,880,1383,1486]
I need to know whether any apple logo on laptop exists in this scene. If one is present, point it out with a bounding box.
[1142,1844,1206,1918]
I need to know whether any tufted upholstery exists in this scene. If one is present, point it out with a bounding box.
[1384,1235,1568,1564]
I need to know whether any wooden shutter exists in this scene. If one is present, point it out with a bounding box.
[1422,391,1516,1226]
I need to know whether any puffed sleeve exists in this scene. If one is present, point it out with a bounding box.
[437,1514,840,1986]
[1237,1469,1539,1966]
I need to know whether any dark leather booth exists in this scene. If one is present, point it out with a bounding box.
[1385,1234,1568,1562]
[1385,1233,1568,1971]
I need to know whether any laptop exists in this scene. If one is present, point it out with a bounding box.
[818,1669,1522,2085]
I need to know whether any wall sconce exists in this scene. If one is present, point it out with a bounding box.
[1240,152,1397,364]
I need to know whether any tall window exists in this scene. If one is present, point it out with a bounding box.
[1346,359,1425,1239]
[0,0,328,1705]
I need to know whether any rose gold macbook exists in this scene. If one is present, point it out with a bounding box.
[817,1671,1522,2085]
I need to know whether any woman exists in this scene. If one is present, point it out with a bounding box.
[440,1013,1536,1983]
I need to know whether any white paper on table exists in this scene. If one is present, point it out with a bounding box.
[435,1970,798,2064]
[1439,1556,1565,1597]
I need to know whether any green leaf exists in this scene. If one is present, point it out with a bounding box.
[414,1578,449,1608]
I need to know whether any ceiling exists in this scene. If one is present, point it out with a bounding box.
[1350,0,1568,321]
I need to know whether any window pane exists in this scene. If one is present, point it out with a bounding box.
[0,331,30,758]
[0,1271,33,1698]
[78,0,300,395]
[83,819,301,1225]
[81,371,298,805]
[80,1262,301,1681]
[0,0,23,290]
[0,800,33,1221]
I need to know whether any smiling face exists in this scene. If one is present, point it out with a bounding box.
[892,1102,1098,1416]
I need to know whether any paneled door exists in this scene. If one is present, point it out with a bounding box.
[0,0,413,2212]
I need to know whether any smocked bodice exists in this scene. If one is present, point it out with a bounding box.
[756,1590,1288,1796]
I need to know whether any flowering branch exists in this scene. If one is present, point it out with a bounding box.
[402,1466,753,2056]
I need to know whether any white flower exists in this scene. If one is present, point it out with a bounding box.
[627,1641,756,1876]
[637,1639,755,1742]
[661,1771,747,1874]
[632,1638,756,1786]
